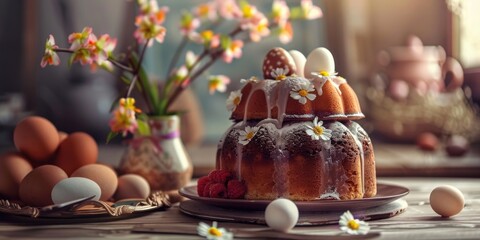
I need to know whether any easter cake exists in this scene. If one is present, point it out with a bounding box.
[202,47,376,201]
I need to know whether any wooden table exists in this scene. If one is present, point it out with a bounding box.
[0,177,479,239]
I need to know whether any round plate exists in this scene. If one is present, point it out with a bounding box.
[179,183,409,212]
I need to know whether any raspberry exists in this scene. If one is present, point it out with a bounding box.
[203,182,214,197]
[227,179,247,199]
[197,176,211,197]
[209,183,227,198]
[208,169,233,183]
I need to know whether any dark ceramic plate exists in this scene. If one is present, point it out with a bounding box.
[179,183,409,212]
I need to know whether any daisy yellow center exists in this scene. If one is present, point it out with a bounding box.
[313,126,324,135]
[320,70,330,76]
[208,227,222,237]
[246,131,255,140]
[298,89,309,97]
[276,75,286,80]
[233,96,241,105]
[348,220,360,230]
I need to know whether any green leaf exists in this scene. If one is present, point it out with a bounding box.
[130,53,160,113]
[136,119,151,136]
[290,7,304,19]
[121,75,132,85]
[220,35,232,50]
[106,131,119,144]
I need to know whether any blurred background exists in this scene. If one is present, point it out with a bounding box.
[1,0,479,153]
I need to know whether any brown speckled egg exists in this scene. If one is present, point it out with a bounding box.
[19,165,68,207]
[115,174,150,200]
[55,132,98,176]
[262,48,296,79]
[13,116,60,162]
[71,164,118,201]
[0,152,33,199]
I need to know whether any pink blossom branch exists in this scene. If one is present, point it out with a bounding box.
[53,48,134,72]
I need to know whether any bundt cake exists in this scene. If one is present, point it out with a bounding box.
[216,47,376,201]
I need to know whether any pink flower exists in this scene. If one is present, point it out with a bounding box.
[239,3,260,30]
[134,15,167,45]
[278,21,293,44]
[248,15,270,42]
[172,65,189,85]
[216,0,241,19]
[272,0,290,26]
[93,34,117,64]
[193,2,217,21]
[190,30,220,48]
[222,39,243,63]
[138,0,158,15]
[71,48,94,65]
[68,27,93,50]
[301,0,323,19]
[208,75,230,94]
[180,12,201,36]
[109,98,141,136]
[40,35,60,67]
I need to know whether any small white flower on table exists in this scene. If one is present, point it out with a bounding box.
[290,82,316,104]
[271,67,290,80]
[305,117,332,141]
[339,210,370,235]
[197,221,233,240]
[238,126,259,145]
[226,90,242,112]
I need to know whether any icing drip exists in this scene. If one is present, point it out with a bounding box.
[312,77,327,96]
[345,121,366,196]
[235,142,243,180]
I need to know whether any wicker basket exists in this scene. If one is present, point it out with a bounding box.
[365,87,479,142]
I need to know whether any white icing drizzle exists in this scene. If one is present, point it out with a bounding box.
[345,121,366,196]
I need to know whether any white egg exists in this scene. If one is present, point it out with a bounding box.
[430,185,464,217]
[265,198,299,232]
[289,50,306,77]
[304,47,335,79]
[51,177,101,204]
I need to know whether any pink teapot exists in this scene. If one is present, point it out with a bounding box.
[378,35,463,97]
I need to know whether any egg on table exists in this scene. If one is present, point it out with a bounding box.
[265,198,299,232]
[55,132,98,175]
[430,185,465,217]
[13,116,60,163]
[71,164,118,201]
[19,165,68,207]
[0,152,33,199]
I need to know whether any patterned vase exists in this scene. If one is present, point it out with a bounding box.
[119,115,193,191]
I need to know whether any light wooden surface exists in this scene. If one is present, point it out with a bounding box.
[0,177,479,239]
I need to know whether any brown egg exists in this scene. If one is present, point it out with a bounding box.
[58,131,68,143]
[0,152,33,199]
[114,174,150,200]
[71,164,118,201]
[54,132,98,175]
[13,116,60,162]
[19,165,68,207]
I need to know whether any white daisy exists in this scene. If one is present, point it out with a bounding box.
[339,211,370,235]
[240,76,258,84]
[305,117,332,141]
[289,82,316,104]
[226,90,242,112]
[270,67,290,80]
[238,126,259,145]
[197,221,233,240]
[311,70,338,80]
